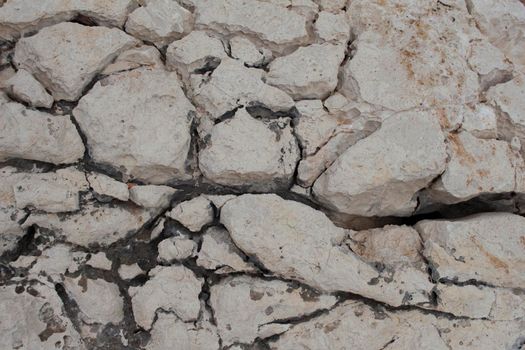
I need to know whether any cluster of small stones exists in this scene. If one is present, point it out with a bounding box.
[1,0,525,349]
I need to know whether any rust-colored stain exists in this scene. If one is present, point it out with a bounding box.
[448,134,476,165]
[520,236,525,248]
[470,236,509,272]
[436,108,451,129]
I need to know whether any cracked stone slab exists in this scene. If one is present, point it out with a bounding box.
[266,43,345,100]
[129,265,203,330]
[221,194,433,307]
[210,275,337,346]
[22,202,155,248]
[198,108,300,189]
[73,68,195,184]
[193,0,310,53]
[6,68,54,108]
[125,0,193,47]
[0,282,85,349]
[190,58,295,120]
[313,109,447,217]
[415,212,525,288]
[14,22,138,101]
[0,101,85,164]
[0,0,138,40]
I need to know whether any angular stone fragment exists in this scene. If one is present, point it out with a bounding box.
[129,185,176,209]
[191,58,294,120]
[74,68,195,184]
[146,311,220,350]
[167,196,214,232]
[6,69,53,108]
[0,0,137,40]
[13,167,88,213]
[194,0,309,53]
[199,109,299,189]
[314,11,350,43]
[467,0,525,68]
[429,132,520,204]
[157,236,197,262]
[432,284,495,319]
[461,104,498,139]
[210,276,337,345]
[467,39,513,90]
[0,283,85,349]
[294,100,338,156]
[266,43,345,99]
[129,265,203,330]
[415,212,525,288]
[0,102,85,164]
[230,36,271,67]
[87,252,112,270]
[313,110,447,217]
[118,263,144,280]
[87,172,129,202]
[14,22,138,101]
[221,194,432,307]
[125,0,193,47]
[197,226,256,274]
[269,300,525,350]
[23,202,154,248]
[102,45,163,75]
[166,31,226,80]
[64,276,124,325]
[341,1,479,111]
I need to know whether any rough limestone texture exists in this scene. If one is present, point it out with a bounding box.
[2,1,525,349]
[14,22,138,101]
[313,110,447,217]
[73,68,195,184]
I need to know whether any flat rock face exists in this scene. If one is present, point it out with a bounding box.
[74,68,195,184]
[313,110,447,217]
[6,68,53,108]
[199,109,300,189]
[415,212,525,288]
[14,22,138,101]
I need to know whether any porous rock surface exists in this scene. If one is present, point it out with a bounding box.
[1,0,525,349]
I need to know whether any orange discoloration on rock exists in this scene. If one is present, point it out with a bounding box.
[470,236,509,273]
[448,134,476,165]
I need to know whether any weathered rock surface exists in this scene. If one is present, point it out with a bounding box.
[14,22,138,101]
[0,0,137,40]
[230,36,271,67]
[0,101,85,164]
[73,68,195,184]
[167,195,214,232]
[129,265,203,330]
[118,263,144,280]
[313,110,447,217]
[157,236,197,262]
[0,283,85,349]
[190,58,294,120]
[87,172,129,202]
[221,194,433,307]
[101,45,163,75]
[129,184,176,208]
[125,0,193,47]
[6,68,54,108]
[210,275,337,345]
[199,109,299,189]
[415,212,525,288]
[22,202,154,247]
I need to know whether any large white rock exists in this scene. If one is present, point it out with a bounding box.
[313,110,447,217]
[146,311,219,350]
[64,276,124,325]
[125,0,193,47]
[415,212,525,288]
[429,132,520,204]
[6,69,53,108]
[22,202,154,248]
[341,1,480,111]
[191,58,294,120]
[167,196,214,232]
[129,265,203,330]
[198,109,299,189]
[0,0,137,40]
[73,68,195,184]
[0,102,85,164]
[197,226,256,274]
[467,0,525,68]
[194,0,310,53]
[221,194,433,307]
[266,43,345,99]
[0,283,85,349]
[14,22,138,101]
[13,167,88,213]
[210,276,337,345]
